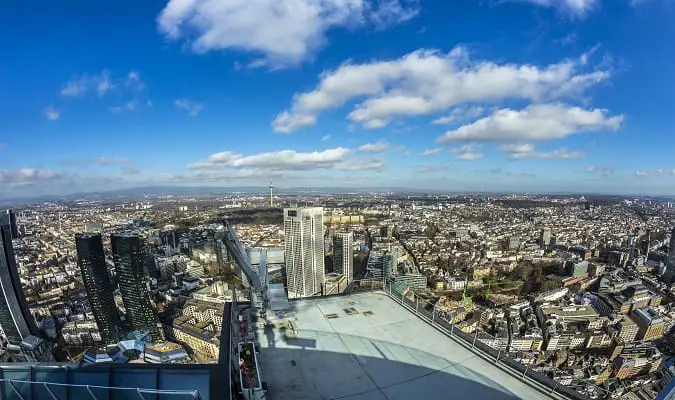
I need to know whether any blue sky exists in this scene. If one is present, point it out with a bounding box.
[2,0,675,198]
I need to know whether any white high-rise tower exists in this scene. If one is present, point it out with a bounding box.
[284,207,325,298]
[333,232,353,284]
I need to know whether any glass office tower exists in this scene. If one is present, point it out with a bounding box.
[0,213,38,344]
[111,233,164,342]
[75,233,122,344]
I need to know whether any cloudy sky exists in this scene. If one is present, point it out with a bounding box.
[1,0,675,198]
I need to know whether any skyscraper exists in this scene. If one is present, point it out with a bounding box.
[284,207,325,298]
[0,213,38,344]
[5,210,18,239]
[540,227,552,249]
[667,227,675,270]
[333,232,353,284]
[75,233,121,344]
[111,234,164,342]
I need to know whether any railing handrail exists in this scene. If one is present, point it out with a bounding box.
[383,279,590,400]
[0,377,200,398]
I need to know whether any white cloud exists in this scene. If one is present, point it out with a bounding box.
[44,106,60,120]
[110,99,146,114]
[169,169,280,182]
[420,148,443,156]
[0,168,64,187]
[510,148,585,160]
[438,103,622,143]
[414,163,448,173]
[513,0,597,16]
[175,98,204,116]
[635,169,675,177]
[499,143,535,154]
[96,71,113,96]
[188,147,351,171]
[432,106,485,125]
[557,32,577,46]
[455,153,485,161]
[581,165,614,175]
[450,144,484,161]
[95,157,141,174]
[273,47,610,132]
[97,157,132,167]
[455,152,484,161]
[157,0,418,67]
[61,70,144,97]
[499,142,584,160]
[122,165,142,175]
[335,160,386,171]
[322,134,332,142]
[60,79,88,96]
[358,139,389,152]
[273,112,317,133]
[125,71,145,91]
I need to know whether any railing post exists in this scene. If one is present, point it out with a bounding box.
[472,330,478,348]
[415,297,419,313]
[450,324,453,337]
[43,382,59,400]
[8,380,26,400]
[431,306,435,325]
[496,347,501,362]
[551,380,559,394]
[522,365,529,378]
[86,385,99,400]
[400,290,404,303]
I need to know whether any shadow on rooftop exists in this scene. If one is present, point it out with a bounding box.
[257,334,527,400]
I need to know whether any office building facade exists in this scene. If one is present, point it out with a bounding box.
[0,213,38,344]
[75,233,121,344]
[540,227,552,249]
[284,207,325,298]
[367,250,397,279]
[333,232,353,283]
[5,210,18,239]
[111,234,164,342]
[633,308,666,342]
[668,227,675,270]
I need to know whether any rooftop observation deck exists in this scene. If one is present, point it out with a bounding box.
[257,290,574,400]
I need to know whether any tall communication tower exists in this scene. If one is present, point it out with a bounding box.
[268,179,274,208]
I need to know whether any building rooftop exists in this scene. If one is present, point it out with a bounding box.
[257,291,555,400]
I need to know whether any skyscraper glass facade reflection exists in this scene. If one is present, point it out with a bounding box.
[111,233,164,342]
[75,233,121,344]
[0,212,38,344]
[333,232,353,283]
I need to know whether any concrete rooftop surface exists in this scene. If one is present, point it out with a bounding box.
[257,291,552,400]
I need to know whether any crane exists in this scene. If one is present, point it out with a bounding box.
[217,221,269,320]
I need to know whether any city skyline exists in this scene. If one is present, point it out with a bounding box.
[2,1,675,198]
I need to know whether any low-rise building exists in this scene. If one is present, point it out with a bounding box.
[143,342,190,364]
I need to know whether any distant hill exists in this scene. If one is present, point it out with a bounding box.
[0,185,421,206]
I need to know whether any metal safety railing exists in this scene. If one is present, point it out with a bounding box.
[0,377,201,400]
[382,279,590,400]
